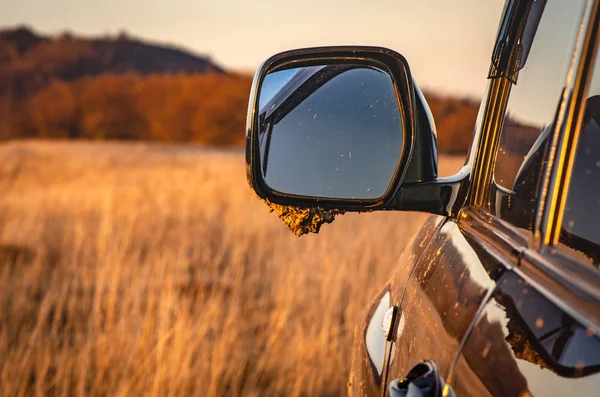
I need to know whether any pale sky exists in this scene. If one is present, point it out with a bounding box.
[1,0,506,98]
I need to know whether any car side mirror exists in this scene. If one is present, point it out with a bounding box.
[246,47,462,232]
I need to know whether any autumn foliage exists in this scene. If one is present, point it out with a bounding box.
[5,73,253,145]
[0,27,252,146]
[1,76,480,152]
[425,94,480,154]
[0,27,481,153]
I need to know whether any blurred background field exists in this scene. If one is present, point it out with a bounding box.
[0,1,507,395]
[0,23,480,397]
[0,141,462,396]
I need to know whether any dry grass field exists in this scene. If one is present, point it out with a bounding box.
[0,141,463,397]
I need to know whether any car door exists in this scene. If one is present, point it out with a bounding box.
[383,0,599,395]
[382,215,500,390]
[348,215,445,397]
[379,0,532,390]
[449,0,600,395]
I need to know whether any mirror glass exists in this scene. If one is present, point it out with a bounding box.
[257,63,404,200]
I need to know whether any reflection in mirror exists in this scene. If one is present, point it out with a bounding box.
[257,63,404,200]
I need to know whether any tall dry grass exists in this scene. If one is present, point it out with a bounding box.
[0,141,462,396]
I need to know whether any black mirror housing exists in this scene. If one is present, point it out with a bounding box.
[245,46,441,212]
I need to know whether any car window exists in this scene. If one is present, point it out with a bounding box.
[559,48,600,269]
[493,0,585,230]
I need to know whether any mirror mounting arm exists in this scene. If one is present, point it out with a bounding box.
[382,172,469,217]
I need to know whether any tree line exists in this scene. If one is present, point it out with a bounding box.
[0,71,481,153]
[0,27,482,152]
[0,73,252,146]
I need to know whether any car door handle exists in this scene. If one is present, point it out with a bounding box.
[388,360,455,397]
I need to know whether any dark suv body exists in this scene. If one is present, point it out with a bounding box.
[246,1,600,395]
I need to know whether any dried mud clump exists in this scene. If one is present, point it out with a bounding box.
[266,201,345,236]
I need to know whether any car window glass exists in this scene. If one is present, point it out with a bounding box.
[559,48,600,269]
[493,0,585,230]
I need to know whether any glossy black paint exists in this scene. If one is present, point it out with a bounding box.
[384,218,496,393]
[452,271,600,396]
[349,215,445,397]
[401,84,438,184]
[382,169,468,216]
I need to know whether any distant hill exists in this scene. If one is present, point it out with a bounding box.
[0,26,252,145]
[0,26,224,97]
[0,25,483,153]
